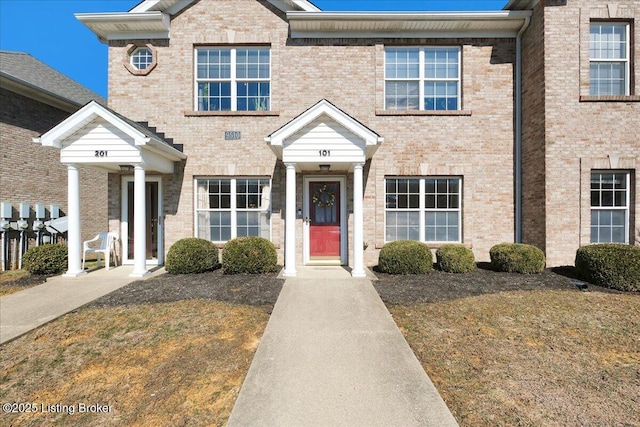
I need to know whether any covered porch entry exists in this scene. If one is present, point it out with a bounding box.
[34,101,186,278]
[266,100,383,278]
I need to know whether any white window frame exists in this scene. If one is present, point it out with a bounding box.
[130,47,153,71]
[590,171,631,244]
[194,47,271,111]
[589,22,630,96]
[194,177,272,243]
[385,177,462,243]
[384,46,461,111]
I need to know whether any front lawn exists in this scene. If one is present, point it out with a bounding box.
[0,270,283,426]
[376,268,640,427]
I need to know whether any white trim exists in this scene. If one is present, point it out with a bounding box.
[266,99,383,155]
[121,175,163,266]
[75,12,171,42]
[287,10,532,39]
[303,176,347,266]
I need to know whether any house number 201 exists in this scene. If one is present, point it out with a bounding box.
[94,150,107,157]
[319,150,330,157]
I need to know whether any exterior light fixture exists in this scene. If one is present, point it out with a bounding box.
[319,164,330,171]
[119,165,134,172]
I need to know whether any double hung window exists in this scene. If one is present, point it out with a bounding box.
[196,178,271,242]
[385,47,461,111]
[589,22,630,96]
[385,177,461,243]
[196,47,270,111]
[590,172,630,243]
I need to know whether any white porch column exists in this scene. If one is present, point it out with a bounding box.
[352,163,366,277]
[283,163,297,277]
[64,164,85,277]
[130,165,148,277]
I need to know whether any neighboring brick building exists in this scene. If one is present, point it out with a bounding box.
[0,51,107,269]
[37,0,638,277]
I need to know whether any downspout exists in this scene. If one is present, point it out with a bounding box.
[515,15,531,243]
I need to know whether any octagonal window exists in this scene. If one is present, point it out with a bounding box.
[130,47,153,71]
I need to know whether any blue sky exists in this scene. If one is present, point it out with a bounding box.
[0,0,507,98]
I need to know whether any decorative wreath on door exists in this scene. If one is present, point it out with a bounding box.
[312,184,335,207]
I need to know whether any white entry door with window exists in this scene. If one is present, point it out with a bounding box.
[121,176,163,265]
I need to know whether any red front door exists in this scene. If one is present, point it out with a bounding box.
[309,181,341,259]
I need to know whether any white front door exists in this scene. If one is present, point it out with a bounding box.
[121,176,163,265]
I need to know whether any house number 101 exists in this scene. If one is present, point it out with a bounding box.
[319,150,330,157]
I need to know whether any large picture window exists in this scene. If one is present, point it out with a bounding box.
[590,172,630,243]
[590,22,630,96]
[385,47,461,111]
[385,177,461,243]
[196,178,271,242]
[195,47,270,111]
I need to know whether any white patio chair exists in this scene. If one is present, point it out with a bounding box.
[83,232,119,271]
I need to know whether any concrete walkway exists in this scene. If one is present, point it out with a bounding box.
[227,267,459,427]
[0,265,163,344]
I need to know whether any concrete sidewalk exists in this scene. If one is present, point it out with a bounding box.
[227,267,459,426]
[0,265,163,344]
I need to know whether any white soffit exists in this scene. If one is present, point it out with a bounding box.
[75,11,171,41]
[287,11,533,39]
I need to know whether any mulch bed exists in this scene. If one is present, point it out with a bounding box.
[87,268,284,311]
[372,263,621,305]
[1,274,50,289]
[5,264,623,311]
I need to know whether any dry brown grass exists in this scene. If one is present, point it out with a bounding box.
[391,290,640,427]
[0,299,269,426]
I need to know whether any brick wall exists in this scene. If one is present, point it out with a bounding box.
[0,88,108,268]
[521,0,640,266]
[107,0,519,266]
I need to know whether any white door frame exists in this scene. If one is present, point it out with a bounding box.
[303,175,347,266]
[121,175,163,266]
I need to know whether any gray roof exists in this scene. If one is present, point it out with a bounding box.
[0,50,106,106]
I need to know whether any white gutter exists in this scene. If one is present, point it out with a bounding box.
[515,15,531,243]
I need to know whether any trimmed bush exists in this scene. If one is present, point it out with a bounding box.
[165,238,219,274]
[222,237,278,274]
[22,244,68,275]
[378,240,433,275]
[489,243,545,274]
[575,244,640,292]
[436,244,476,273]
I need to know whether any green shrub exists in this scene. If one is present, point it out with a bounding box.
[165,238,219,274]
[378,240,433,275]
[22,244,68,275]
[436,244,476,273]
[575,244,640,292]
[222,237,278,274]
[489,243,545,274]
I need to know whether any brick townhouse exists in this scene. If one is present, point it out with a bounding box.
[0,51,107,269]
[36,0,638,277]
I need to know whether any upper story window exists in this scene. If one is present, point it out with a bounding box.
[130,47,153,71]
[590,22,630,96]
[195,47,271,111]
[385,47,461,111]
